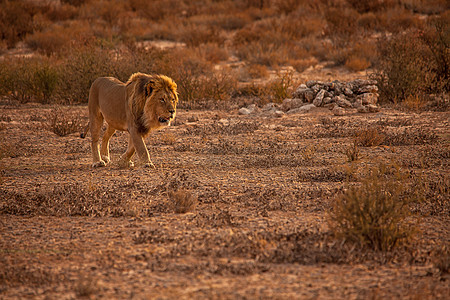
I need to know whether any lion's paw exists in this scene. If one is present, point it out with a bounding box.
[117,159,134,169]
[101,156,111,164]
[143,161,156,169]
[92,160,106,168]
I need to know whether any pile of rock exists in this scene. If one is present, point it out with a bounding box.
[289,79,379,115]
[239,79,380,117]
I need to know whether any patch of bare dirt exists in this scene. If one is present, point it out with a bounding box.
[0,101,449,299]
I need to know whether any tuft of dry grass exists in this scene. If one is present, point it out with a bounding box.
[329,163,419,251]
[354,127,385,147]
[169,189,197,214]
[344,142,360,162]
[47,108,83,137]
[433,244,450,275]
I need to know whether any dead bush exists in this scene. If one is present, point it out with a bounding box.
[354,127,385,147]
[0,1,36,48]
[329,163,419,251]
[46,107,83,137]
[433,244,450,275]
[344,142,360,162]
[169,189,197,214]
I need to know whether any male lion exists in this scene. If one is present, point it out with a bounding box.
[81,72,178,168]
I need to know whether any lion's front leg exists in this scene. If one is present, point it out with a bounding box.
[128,130,155,168]
[118,135,136,168]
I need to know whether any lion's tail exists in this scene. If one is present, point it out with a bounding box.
[80,122,89,139]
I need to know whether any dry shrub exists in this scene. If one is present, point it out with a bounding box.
[25,21,94,56]
[354,127,385,147]
[74,276,99,298]
[345,56,371,71]
[402,0,449,15]
[347,0,396,13]
[267,70,295,102]
[247,64,269,79]
[0,57,59,103]
[433,244,450,275]
[46,107,83,137]
[0,0,36,48]
[373,16,449,103]
[169,189,197,214]
[329,163,419,251]
[291,57,318,73]
[324,7,359,41]
[344,142,360,162]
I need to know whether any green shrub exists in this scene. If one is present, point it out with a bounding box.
[329,164,418,251]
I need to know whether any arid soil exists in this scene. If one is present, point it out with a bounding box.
[0,98,449,299]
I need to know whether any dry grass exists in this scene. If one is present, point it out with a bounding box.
[329,163,419,251]
[46,108,83,137]
[169,189,197,214]
[354,127,385,147]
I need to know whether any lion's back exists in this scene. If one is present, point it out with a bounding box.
[89,77,128,126]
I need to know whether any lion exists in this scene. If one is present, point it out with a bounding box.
[81,72,178,168]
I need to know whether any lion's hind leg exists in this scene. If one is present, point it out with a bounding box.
[100,124,116,164]
[90,113,106,168]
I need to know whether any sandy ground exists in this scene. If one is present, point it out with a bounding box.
[0,99,449,299]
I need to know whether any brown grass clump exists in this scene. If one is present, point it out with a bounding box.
[433,245,450,275]
[329,163,419,251]
[47,108,83,137]
[354,127,385,147]
[374,14,449,103]
[169,189,197,214]
[344,142,360,162]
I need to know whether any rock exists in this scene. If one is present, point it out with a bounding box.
[366,104,379,112]
[282,98,304,111]
[357,106,369,113]
[287,103,315,114]
[274,110,285,118]
[359,93,378,105]
[311,84,322,94]
[306,80,322,88]
[358,85,378,94]
[239,107,252,115]
[262,103,277,111]
[343,87,353,97]
[334,95,352,108]
[352,98,363,109]
[239,104,258,115]
[304,90,315,102]
[323,97,333,105]
[332,106,345,116]
[313,89,326,107]
[293,85,309,99]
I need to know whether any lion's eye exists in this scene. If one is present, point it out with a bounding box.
[160,98,165,103]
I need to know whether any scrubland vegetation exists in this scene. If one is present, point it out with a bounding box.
[0,0,448,106]
[0,1,449,298]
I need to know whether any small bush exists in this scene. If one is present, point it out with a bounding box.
[329,164,418,251]
[169,189,197,214]
[374,14,449,103]
[47,108,83,137]
[344,142,360,162]
[268,70,295,102]
[433,245,450,275]
[354,127,385,147]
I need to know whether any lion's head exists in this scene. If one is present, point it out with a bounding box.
[127,73,178,134]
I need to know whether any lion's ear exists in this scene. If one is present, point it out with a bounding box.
[145,80,154,98]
